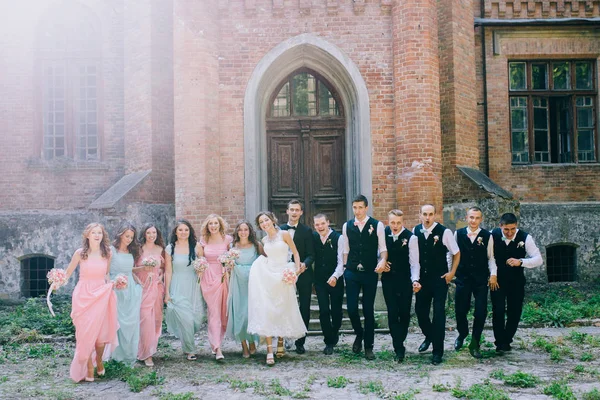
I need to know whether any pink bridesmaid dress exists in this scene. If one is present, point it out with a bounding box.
[135,248,164,361]
[70,256,118,382]
[200,235,232,352]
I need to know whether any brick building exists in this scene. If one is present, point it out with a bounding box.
[1,0,599,298]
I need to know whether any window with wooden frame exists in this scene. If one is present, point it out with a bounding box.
[546,244,576,283]
[21,255,55,298]
[508,60,597,164]
[37,8,101,161]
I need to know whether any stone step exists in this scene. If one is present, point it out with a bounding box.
[307,312,389,331]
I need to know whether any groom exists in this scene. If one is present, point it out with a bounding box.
[280,199,315,354]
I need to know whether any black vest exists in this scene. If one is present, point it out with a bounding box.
[456,227,490,284]
[414,223,449,280]
[346,217,380,273]
[492,228,528,284]
[313,230,341,283]
[384,226,413,283]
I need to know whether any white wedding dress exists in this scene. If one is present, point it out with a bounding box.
[247,230,306,339]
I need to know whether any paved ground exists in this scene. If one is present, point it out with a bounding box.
[0,325,599,399]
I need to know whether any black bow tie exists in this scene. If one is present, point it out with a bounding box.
[287,224,298,230]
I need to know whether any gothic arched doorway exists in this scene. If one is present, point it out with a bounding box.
[266,69,346,229]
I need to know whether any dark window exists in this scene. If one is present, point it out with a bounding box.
[508,60,597,164]
[38,7,101,160]
[270,72,340,117]
[546,245,576,283]
[21,256,55,298]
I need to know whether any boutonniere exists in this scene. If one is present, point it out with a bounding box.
[368,225,374,235]
[477,237,484,246]
[402,238,408,247]
[433,235,440,245]
[326,238,333,249]
[517,241,525,248]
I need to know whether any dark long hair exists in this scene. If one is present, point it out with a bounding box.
[112,221,140,261]
[169,219,197,266]
[139,223,165,248]
[233,219,263,255]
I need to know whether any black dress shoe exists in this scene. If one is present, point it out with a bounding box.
[502,344,512,352]
[332,333,340,346]
[395,347,406,363]
[418,339,431,353]
[352,336,363,354]
[431,354,443,365]
[323,345,334,355]
[468,339,482,359]
[365,348,375,360]
[295,344,306,354]
[454,336,465,351]
[495,346,505,356]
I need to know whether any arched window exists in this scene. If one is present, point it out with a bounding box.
[270,72,340,117]
[546,244,577,282]
[20,255,55,297]
[37,4,101,160]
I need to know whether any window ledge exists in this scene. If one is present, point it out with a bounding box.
[27,157,111,171]
[512,163,600,168]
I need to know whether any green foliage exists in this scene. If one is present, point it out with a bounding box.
[158,392,196,400]
[392,389,419,400]
[573,365,585,373]
[432,383,451,392]
[451,380,510,400]
[502,371,539,388]
[521,286,600,327]
[0,297,74,345]
[102,360,164,393]
[543,381,576,400]
[582,389,600,400]
[327,376,349,388]
[358,380,384,396]
[581,352,594,362]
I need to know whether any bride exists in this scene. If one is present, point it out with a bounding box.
[247,211,307,365]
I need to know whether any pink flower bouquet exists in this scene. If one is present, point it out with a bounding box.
[192,256,210,277]
[113,274,129,290]
[47,268,67,290]
[282,268,298,285]
[218,249,240,282]
[141,256,158,268]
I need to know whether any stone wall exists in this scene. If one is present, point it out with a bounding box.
[0,203,174,299]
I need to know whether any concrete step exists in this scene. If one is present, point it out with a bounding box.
[307,312,389,331]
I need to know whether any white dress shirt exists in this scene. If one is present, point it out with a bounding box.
[501,229,543,268]
[342,216,387,255]
[454,227,498,276]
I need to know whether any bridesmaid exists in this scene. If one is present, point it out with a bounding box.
[110,222,143,365]
[133,223,165,367]
[164,219,204,360]
[226,220,262,358]
[65,223,118,382]
[199,214,232,361]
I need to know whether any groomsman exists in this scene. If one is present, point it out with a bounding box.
[413,204,460,365]
[312,213,345,355]
[491,213,542,354]
[382,209,421,362]
[342,194,388,360]
[453,207,498,359]
[280,199,315,354]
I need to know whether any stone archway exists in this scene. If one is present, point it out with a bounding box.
[244,34,372,221]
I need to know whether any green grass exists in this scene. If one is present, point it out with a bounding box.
[158,392,196,400]
[582,389,600,400]
[543,381,576,400]
[432,383,451,392]
[581,352,594,361]
[489,369,539,388]
[327,376,349,388]
[451,380,510,400]
[392,389,419,400]
[0,297,74,345]
[102,360,164,392]
[358,380,384,396]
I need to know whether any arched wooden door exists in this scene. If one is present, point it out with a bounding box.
[267,69,346,229]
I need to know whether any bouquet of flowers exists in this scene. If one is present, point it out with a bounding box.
[192,256,209,282]
[282,268,298,285]
[141,256,158,268]
[218,248,240,282]
[113,274,129,290]
[46,268,68,317]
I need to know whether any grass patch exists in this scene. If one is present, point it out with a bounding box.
[432,383,451,392]
[489,369,539,387]
[451,380,510,400]
[158,392,196,400]
[358,380,384,396]
[392,389,419,399]
[543,381,576,400]
[0,297,74,345]
[581,352,594,362]
[327,376,349,388]
[102,360,164,392]
[582,389,600,400]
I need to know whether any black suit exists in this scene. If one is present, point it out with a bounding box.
[280,222,315,347]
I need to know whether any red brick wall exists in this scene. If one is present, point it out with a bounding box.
[0,1,125,211]
[483,27,600,201]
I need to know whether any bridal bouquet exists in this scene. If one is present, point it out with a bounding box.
[282,268,298,285]
[141,256,158,268]
[113,274,129,290]
[46,268,68,317]
[218,248,240,282]
[192,256,209,282]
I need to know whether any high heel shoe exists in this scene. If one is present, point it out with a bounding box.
[84,377,95,382]
[276,340,285,358]
[96,368,105,376]
[215,349,225,361]
[266,345,275,366]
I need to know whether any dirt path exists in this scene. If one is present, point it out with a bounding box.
[1,326,599,399]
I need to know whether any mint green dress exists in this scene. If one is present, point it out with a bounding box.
[109,246,143,365]
[164,245,204,354]
[226,246,260,343]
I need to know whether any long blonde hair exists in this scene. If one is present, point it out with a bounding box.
[80,223,111,260]
[200,214,229,241]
